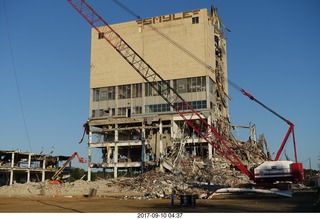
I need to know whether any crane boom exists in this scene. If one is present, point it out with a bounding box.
[67,0,253,179]
[241,89,297,163]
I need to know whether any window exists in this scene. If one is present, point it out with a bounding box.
[145,104,170,113]
[209,78,214,94]
[91,110,96,118]
[100,86,116,100]
[174,100,207,110]
[174,79,187,93]
[104,108,115,117]
[118,85,131,99]
[132,83,142,98]
[98,32,104,39]
[99,109,104,117]
[192,17,199,24]
[117,107,127,116]
[187,77,206,92]
[107,86,116,100]
[174,77,206,93]
[93,89,100,102]
[93,86,115,101]
[190,100,207,109]
[132,106,142,114]
[145,81,169,96]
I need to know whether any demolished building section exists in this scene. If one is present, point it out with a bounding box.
[0,150,73,186]
[85,5,269,185]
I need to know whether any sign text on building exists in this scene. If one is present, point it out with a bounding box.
[136,10,200,25]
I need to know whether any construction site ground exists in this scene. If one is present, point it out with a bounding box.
[0,179,318,213]
[0,191,317,213]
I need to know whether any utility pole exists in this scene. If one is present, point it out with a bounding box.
[309,158,312,177]
[318,153,320,173]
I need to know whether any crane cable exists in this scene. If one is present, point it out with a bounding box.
[3,0,32,152]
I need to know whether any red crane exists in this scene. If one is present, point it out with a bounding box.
[67,0,304,184]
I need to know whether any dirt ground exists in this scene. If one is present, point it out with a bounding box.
[0,190,317,213]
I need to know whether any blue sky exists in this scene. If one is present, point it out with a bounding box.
[0,0,319,170]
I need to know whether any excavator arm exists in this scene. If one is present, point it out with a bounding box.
[51,152,86,181]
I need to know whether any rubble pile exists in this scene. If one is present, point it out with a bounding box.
[0,174,203,199]
[129,171,209,198]
[160,136,267,188]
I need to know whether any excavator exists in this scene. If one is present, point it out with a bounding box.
[49,152,86,184]
[67,0,304,188]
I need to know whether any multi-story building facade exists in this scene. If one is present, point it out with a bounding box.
[86,6,231,180]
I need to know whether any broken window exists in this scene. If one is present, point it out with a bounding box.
[118,84,131,99]
[104,108,115,117]
[132,83,142,98]
[145,81,169,96]
[187,76,206,92]
[174,79,187,93]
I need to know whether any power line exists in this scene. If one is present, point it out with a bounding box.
[3,0,32,152]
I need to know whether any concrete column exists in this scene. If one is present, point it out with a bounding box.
[42,156,46,182]
[114,165,118,178]
[159,121,164,172]
[159,120,163,155]
[10,152,14,185]
[114,125,118,178]
[27,153,31,183]
[114,143,118,178]
[141,128,145,173]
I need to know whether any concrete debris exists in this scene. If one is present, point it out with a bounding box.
[0,174,306,199]
[161,135,267,187]
[0,171,212,199]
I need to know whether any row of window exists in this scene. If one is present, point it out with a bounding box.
[91,100,207,118]
[93,76,213,102]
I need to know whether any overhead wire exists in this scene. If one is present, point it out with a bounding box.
[3,0,32,152]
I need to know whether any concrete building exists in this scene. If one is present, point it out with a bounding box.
[86,6,232,180]
[0,150,73,186]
